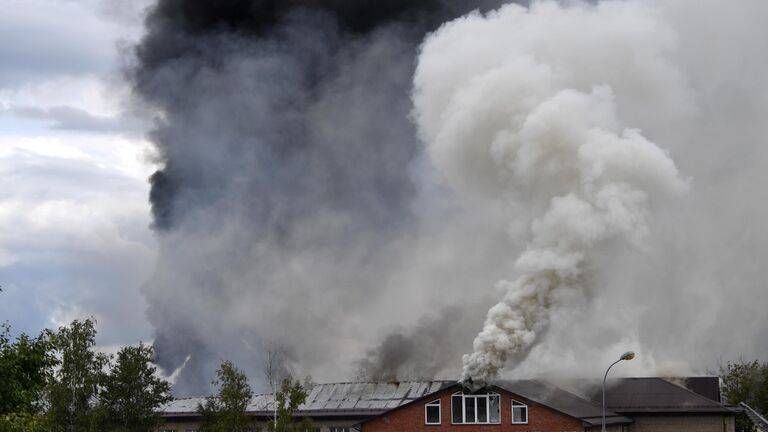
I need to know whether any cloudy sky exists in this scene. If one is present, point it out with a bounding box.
[0,0,156,347]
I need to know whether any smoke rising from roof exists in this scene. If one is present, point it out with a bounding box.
[413,0,768,382]
[131,0,508,394]
[131,0,768,394]
[412,1,689,386]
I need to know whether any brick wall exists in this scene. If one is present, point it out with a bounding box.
[361,387,583,432]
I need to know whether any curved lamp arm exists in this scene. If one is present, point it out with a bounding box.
[602,352,635,432]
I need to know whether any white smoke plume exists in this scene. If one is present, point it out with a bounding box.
[130,0,768,394]
[412,1,690,386]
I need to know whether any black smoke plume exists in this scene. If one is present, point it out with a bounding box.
[131,0,507,394]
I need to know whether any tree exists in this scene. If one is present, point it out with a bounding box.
[46,319,110,432]
[720,359,768,432]
[266,378,313,432]
[263,346,292,398]
[199,360,253,432]
[0,323,56,432]
[97,343,172,432]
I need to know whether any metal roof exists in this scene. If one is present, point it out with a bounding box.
[161,377,733,420]
[599,377,734,414]
[161,381,453,417]
[495,380,632,427]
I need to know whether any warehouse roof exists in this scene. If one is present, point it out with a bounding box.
[161,381,453,417]
[160,377,733,420]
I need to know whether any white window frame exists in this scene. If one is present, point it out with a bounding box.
[511,399,529,424]
[424,399,441,425]
[450,391,501,425]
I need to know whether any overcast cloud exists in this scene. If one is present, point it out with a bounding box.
[0,0,156,346]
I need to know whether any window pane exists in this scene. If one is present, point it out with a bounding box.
[465,396,476,423]
[426,405,440,424]
[477,396,488,423]
[489,395,500,423]
[513,406,528,423]
[452,395,463,423]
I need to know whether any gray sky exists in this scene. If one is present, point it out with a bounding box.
[0,0,156,348]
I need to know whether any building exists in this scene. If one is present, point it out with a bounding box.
[157,377,736,432]
[159,381,451,432]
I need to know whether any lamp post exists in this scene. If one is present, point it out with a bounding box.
[602,351,635,432]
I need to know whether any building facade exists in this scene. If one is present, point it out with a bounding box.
[157,377,736,432]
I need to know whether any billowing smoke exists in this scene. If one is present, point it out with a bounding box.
[356,304,492,381]
[412,1,689,387]
[131,0,508,393]
[410,0,768,385]
[131,0,768,394]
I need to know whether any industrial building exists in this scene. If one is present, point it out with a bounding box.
[158,377,736,432]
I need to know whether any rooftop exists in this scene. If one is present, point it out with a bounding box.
[597,377,733,414]
[161,376,733,421]
[162,381,453,417]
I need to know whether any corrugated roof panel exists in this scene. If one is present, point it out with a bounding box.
[246,394,273,412]
[338,386,360,409]
[163,397,209,413]
[346,382,366,399]
[329,383,348,400]
[354,399,374,409]
[412,381,429,398]
[160,381,454,415]
[385,399,402,409]
[367,399,390,409]
[392,382,413,399]
[370,383,396,399]
[305,384,322,401]
[312,384,334,404]
[429,381,448,394]
[322,399,341,410]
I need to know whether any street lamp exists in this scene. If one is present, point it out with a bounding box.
[602,351,635,432]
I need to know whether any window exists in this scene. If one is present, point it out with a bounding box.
[450,392,501,424]
[425,399,441,424]
[511,399,528,424]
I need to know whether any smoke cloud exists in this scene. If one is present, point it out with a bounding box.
[412,1,689,386]
[415,0,768,383]
[131,0,508,394]
[131,0,768,394]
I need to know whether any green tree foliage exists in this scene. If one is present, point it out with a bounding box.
[267,378,313,432]
[97,343,172,432]
[0,317,172,432]
[0,412,49,432]
[0,323,56,432]
[199,360,254,432]
[46,319,110,432]
[720,359,768,432]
